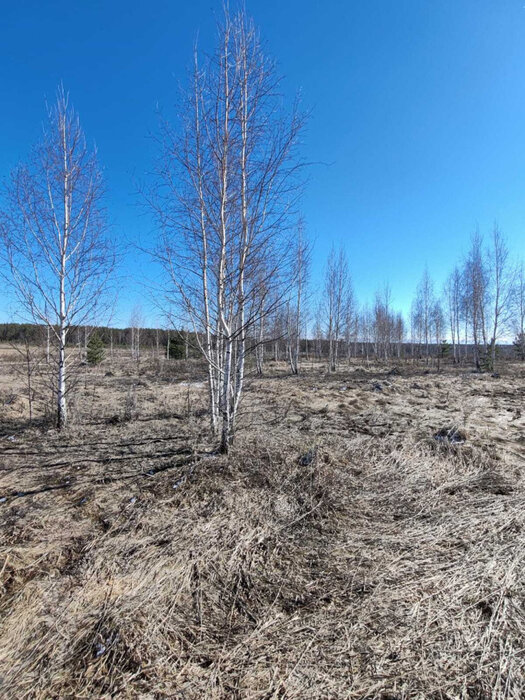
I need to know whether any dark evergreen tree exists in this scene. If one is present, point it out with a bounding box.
[439,340,451,359]
[513,332,525,361]
[168,337,184,359]
[87,332,105,365]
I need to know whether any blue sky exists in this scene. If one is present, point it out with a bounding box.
[1,0,525,326]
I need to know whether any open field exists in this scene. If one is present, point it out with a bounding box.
[0,351,524,698]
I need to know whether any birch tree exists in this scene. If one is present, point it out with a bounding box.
[463,232,488,371]
[394,312,404,359]
[343,285,356,363]
[444,266,462,363]
[360,304,373,362]
[513,262,525,359]
[1,88,113,429]
[373,284,393,360]
[286,221,310,374]
[413,268,434,362]
[431,299,445,367]
[129,305,144,363]
[313,302,324,361]
[486,226,515,371]
[324,246,350,372]
[150,8,304,452]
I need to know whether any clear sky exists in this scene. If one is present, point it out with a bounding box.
[1,0,524,326]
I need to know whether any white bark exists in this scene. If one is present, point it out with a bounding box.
[151,8,304,451]
[1,87,113,429]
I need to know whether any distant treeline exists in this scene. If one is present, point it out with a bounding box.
[0,322,517,364]
[0,323,46,344]
[0,323,184,349]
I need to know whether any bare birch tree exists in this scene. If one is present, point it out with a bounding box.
[324,246,350,372]
[129,305,144,363]
[486,226,515,371]
[149,8,304,452]
[312,302,324,361]
[394,312,404,359]
[413,268,434,363]
[373,284,393,361]
[1,87,114,429]
[463,231,489,370]
[360,304,373,362]
[343,285,356,363]
[431,299,445,368]
[286,221,310,374]
[513,262,525,359]
[444,266,462,363]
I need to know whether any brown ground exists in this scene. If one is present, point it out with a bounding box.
[0,350,524,699]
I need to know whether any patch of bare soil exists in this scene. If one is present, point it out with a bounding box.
[0,357,524,698]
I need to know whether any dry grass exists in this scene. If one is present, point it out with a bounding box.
[0,354,524,698]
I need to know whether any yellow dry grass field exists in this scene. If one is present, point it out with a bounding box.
[0,349,524,699]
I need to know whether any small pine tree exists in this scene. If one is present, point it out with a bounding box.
[480,344,500,372]
[168,337,184,359]
[437,339,450,371]
[87,332,105,365]
[514,332,525,361]
[439,340,451,359]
